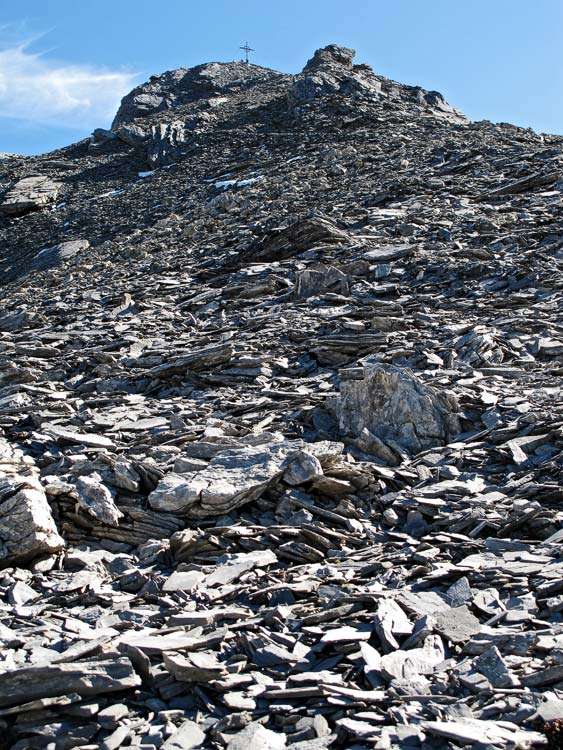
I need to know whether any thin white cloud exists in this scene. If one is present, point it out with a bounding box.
[0,37,137,129]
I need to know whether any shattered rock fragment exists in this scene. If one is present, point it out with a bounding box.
[75,475,123,527]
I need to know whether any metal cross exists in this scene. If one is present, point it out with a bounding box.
[240,41,254,64]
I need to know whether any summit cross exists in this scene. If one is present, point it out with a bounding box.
[240,41,254,64]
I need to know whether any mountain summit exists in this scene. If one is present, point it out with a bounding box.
[0,44,562,750]
[111,44,466,130]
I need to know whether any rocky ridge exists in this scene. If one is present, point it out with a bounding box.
[0,44,562,750]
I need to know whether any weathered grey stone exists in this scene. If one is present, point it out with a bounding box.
[149,439,342,517]
[115,122,149,147]
[282,450,323,485]
[31,239,90,271]
[147,120,190,166]
[161,720,205,749]
[0,309,29,331]
[162,570,205,592]
[0,40,561,750]
[302,45,356,73]
[248,216,349,263]
[336,362,460,454]
[226,722,286,750]
[76,475,123,527]
[432,606,481,644]
[0,658,140,707]
[0,475,64,567]
[472,645,519,688]
[148,443,285,515]
[1,175,60,216]
[423,719,544,747]
[295,264,350,299]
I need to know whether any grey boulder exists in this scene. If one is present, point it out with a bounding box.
[32,239,90,271]
[149,438,342,517]
[336,362,461,454]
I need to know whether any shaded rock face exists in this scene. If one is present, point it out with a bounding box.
[337,363,461,454]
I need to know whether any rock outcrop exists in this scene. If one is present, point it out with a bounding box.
[112,61,286,128]
[149,436,343,518]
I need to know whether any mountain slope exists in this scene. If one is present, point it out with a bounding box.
[0,45,562,750]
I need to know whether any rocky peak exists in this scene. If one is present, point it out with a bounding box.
[110,44,466,135]
[112,60,286,128]
[301,44,356,73]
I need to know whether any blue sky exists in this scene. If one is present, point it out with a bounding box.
[1,0,562,154]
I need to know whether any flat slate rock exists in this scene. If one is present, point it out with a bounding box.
[1,175,60,216]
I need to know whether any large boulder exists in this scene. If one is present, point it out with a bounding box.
[1,175,60,216]
[115,122,149,148]
[31,239,90,271]
[295,263,350,299]
[336,363,461,455]
[248,216,349,263]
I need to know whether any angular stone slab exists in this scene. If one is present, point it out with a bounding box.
[32,239,90,271]
[162,720,205,750]
[1,175,60,216]
[0,658,140,708]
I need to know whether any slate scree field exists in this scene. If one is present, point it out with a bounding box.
[0,44,562,750]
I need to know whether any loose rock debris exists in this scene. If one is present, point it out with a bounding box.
[0,43,562,749]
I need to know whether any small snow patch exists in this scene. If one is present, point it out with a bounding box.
[214,176,262,190]
[138,171,154,178]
